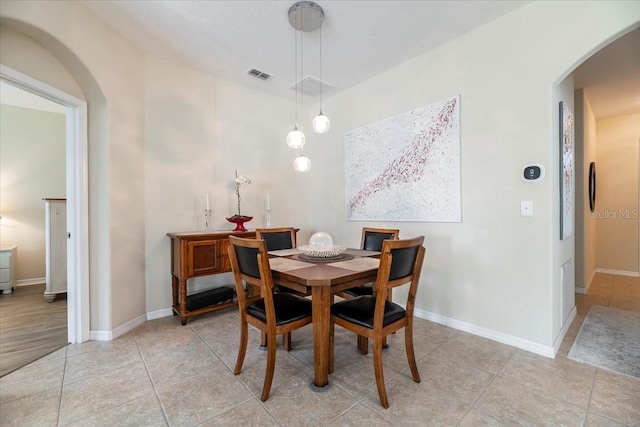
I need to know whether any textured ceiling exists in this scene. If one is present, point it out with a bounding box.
[4,2,638,120]
[81,0,531,100]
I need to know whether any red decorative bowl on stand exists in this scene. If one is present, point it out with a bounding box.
[226,215,253,232]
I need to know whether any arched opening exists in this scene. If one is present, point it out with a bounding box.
[1,18,111,344]
[0,64,89,344]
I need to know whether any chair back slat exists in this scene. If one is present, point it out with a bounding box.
[388,245,420,280]
[256,227,297,251]
[228,236,276,318]
[361,227,399,251]
[235,245,261,278]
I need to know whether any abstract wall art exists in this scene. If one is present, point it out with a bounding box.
[560,101,575,240]
[344,95,461,222]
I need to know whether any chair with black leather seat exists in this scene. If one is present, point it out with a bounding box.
[255,227,305,350]
[337,227,399,299]
[330,236,425,409]
[228,236,312,402]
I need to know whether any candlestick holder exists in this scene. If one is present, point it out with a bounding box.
[265,209,272,227]
[204,209,213,231]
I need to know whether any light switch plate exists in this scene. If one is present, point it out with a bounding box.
[521,200,533,216]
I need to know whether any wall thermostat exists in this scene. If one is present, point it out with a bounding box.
[523,164,545,181]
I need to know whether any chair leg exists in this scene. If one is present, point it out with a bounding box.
[372,336,389,409]
[234,319,248,375]
[261,331,278,402]
[329,321,335,374]
[260,331,267,348]
[283,332,292,351]
[405,322,421,383]
[357,335,368,354]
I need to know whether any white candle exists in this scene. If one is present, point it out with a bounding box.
[266,194,270,210]
[205,193,210,210]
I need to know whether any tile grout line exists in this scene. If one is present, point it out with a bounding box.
[55,345,69,427]
[581,367,598,427]
[190,321,284,426]
[454,345,518,425]
[133,334,171,427]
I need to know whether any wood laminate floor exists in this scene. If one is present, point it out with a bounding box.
[0,284,68,377]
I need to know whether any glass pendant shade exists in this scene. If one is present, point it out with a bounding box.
[312,112,330,133]
[293,154,311,172]
[286,126,306,149]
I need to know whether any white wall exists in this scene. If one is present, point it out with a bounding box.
[0,104,66,282]
[144,55,296,312]
[574,90,599,293]
[596,113,640,274]
[1,0,146,335]
[0,26,83,100]
[300,1,640,350]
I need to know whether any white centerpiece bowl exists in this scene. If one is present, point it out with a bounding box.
[299,232,346,257]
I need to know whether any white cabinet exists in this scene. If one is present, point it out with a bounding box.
[44,198,67,302]
[0,246,17,294]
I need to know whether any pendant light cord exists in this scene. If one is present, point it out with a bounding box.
[300,13,304,119]
[294,23,298,126]
[319,22,323,111]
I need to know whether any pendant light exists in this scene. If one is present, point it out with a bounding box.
[294,150,311,172]
[312,21,330,133]
[287,1,327,171]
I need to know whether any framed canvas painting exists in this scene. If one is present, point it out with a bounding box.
[344,95,461,222]
[560,101,575,240]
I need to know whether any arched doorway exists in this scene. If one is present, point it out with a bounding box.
[1,64,90,344]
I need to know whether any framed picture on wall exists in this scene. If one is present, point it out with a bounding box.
[344,95,461,222]
[588,161,596,213]
[559,101,575,240]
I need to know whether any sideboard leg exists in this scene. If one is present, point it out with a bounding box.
[179,279,188,326]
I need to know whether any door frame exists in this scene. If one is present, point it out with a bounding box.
[1,64,90,343]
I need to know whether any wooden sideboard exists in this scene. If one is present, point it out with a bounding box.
[167,230,258,325]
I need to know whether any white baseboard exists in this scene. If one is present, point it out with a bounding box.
[413,308,556,358]
[90,330,111,341]
[17,277,46,287]
[147,307,173,321]
[90,313,147,342]
[596,268,640,278]
[577,269,601,294]
[89,306,570,358]
[552,306,577,356]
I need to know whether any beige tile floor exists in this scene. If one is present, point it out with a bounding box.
[1,273,638,426]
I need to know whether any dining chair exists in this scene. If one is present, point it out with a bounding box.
[337,227,399,299]
[255,227,306,350]
[228,236,312,402]
[330,236,425,409]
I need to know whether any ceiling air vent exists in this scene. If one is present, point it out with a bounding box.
[290,75,333,96]
[247,68,271,81]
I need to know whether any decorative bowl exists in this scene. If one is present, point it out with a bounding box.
[298,245,346,258]
[225,215,253,232]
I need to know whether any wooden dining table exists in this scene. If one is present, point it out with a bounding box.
[268,248,381,390]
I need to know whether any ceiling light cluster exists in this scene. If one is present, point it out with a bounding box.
[287,1,330,172]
